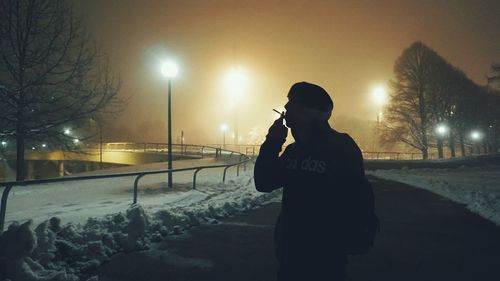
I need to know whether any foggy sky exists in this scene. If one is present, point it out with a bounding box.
[75,0,500,144]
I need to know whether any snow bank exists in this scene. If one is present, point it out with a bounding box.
[367,165,500,226]
[0,171,280,281]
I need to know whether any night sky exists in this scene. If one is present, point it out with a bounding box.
[75,0,500,144]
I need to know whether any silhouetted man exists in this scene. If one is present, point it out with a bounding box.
[254,82,375,281]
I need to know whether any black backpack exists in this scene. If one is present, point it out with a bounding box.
[345,178,380,255]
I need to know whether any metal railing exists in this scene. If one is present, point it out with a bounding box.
[209,144,432,160]
[362,151,440,160]
[0,147,252,232]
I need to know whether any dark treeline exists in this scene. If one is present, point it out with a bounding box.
[382,41,500,159]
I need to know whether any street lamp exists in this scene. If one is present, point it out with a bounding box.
[90,118,103,170]
[470,130,481,141]
[470,130,482,155]
[372,86,387,124]
[161,60,179,189]
[220,123,228,149]
[436,124,449,136]
[371,85,387,152]
[435,124,449,159]
[224,67,247,147]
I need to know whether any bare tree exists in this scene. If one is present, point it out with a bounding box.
[382,42,443,159]
[0,0,124,181]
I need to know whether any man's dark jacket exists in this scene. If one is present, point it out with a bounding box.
[254,125,371,276]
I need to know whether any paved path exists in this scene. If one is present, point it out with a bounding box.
[99,177,500,281]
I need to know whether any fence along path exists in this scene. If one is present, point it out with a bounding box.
[0,148,251,231]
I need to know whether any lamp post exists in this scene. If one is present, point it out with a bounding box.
[161,61,179,189]
[372,86,387,125]
[435,124,448,159]
[470,130,482,155]
[90,119,103,170]
[224,67,247,148]
[98,122,103,169]
[180,130,184,155]
[220,123,228,149]
[372,86,387,152]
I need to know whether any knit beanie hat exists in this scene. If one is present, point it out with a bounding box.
[287,82,334,114]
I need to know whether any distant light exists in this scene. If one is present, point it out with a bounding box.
[224,67,247,98]
[470,131,481,140]
[372,86,387,106]
[220,123,228,132]
[436,124,448,136]
[64,128,71,135]
[1,141,6,146]
[73,139,80,144]
[161,61,179,78]
[32,147,36,150]
[42,144,47,148]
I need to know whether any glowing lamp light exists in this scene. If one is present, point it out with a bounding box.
[436,124,449,136]
[1,141,6,146]
[372,86,387,106]
[161,61,179,78]
[220,123,228,132]
[470,131,481,140]
[73,139,80,144]
[64,128,71,135]
[42,144,47,148]
[224,67,247,97]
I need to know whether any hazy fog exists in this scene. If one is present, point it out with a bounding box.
[75,0,500,147]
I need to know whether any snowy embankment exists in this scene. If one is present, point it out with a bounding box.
[0,170,280,281]
[367,165,500,226]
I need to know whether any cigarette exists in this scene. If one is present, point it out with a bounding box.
[273,109,282,115]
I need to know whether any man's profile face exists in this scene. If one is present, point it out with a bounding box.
[284,98,309,129]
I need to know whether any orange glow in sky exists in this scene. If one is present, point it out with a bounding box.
[76,0,500,145]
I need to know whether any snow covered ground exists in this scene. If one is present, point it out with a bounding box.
[367,165,500,226]
[0,161,280,281]
[2,157,499,281]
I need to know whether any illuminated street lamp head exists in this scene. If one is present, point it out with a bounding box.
[220,123,228,132]
[436,124,449,136]
[224,67,247,98]
[373,86,387,106]
[471,131,481,140]
[161,61,179,78]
